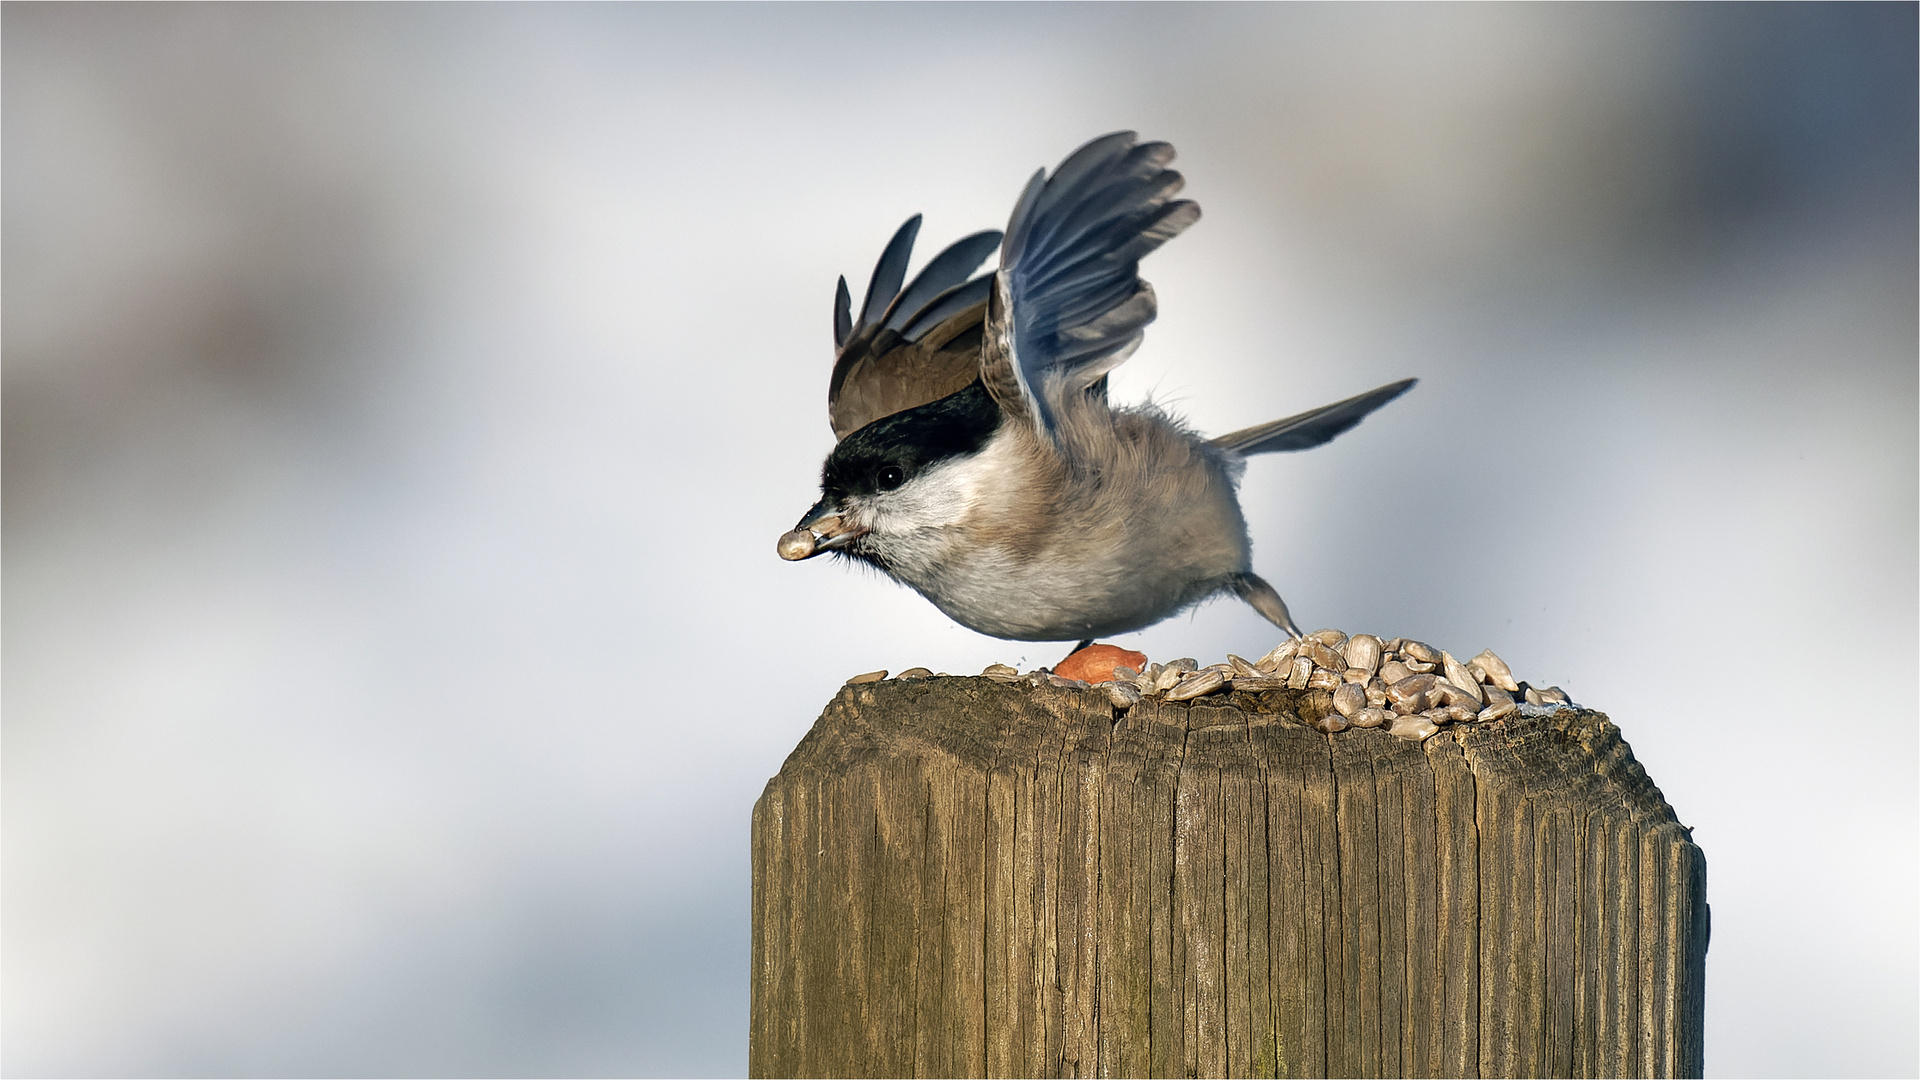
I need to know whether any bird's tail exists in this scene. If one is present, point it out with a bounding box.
[1210,378,1416,456]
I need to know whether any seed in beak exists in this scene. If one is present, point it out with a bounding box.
[777,529,817,561]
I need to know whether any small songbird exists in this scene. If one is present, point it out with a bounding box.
[778,132,1414,646]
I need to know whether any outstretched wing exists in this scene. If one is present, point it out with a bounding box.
[981,132,1201,438]
[826,217,1003,440]
[1209,378,1418,456]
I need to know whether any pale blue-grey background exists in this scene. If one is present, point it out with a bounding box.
[6,4,1914,1076]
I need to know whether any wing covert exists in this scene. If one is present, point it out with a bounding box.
[826,219,1004,440]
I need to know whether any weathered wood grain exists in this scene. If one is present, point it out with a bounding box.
[750,678,1707,1078]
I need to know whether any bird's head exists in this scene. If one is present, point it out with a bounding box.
[777,380,1003,571]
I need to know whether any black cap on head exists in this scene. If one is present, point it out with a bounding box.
[822,380,1002,500]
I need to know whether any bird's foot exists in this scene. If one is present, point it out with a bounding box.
[1228,572,1304,639]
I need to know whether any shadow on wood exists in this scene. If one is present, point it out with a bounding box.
[750,677,1707,1078]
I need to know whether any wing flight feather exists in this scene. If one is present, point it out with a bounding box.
[983,131,1199,437]
[882,231,1001,333]
[858,216,921,330]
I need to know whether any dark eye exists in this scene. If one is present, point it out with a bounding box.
[875,465,906,490]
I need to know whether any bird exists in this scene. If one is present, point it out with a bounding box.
[777,131,1415,649]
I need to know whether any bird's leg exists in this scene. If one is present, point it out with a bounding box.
[1059,638,1096,666]
[1228,573,1303,639]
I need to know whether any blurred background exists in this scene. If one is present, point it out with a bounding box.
[4,4,1913,1076]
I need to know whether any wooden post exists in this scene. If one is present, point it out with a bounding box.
[750,678,1707,1078]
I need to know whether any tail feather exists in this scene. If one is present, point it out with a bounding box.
[1211,378,1417,456]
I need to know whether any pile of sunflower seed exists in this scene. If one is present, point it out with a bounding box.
[848,630,1573,743]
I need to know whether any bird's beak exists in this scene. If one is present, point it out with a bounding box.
[776,498,868,561]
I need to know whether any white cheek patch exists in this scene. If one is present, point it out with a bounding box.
[871,428,1032,540]
[864,457,983,574]
[843,428,1049,602]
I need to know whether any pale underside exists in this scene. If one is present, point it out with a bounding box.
[855,402,1251,641]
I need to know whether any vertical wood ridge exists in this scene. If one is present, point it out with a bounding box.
[751,682,1706,1079]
